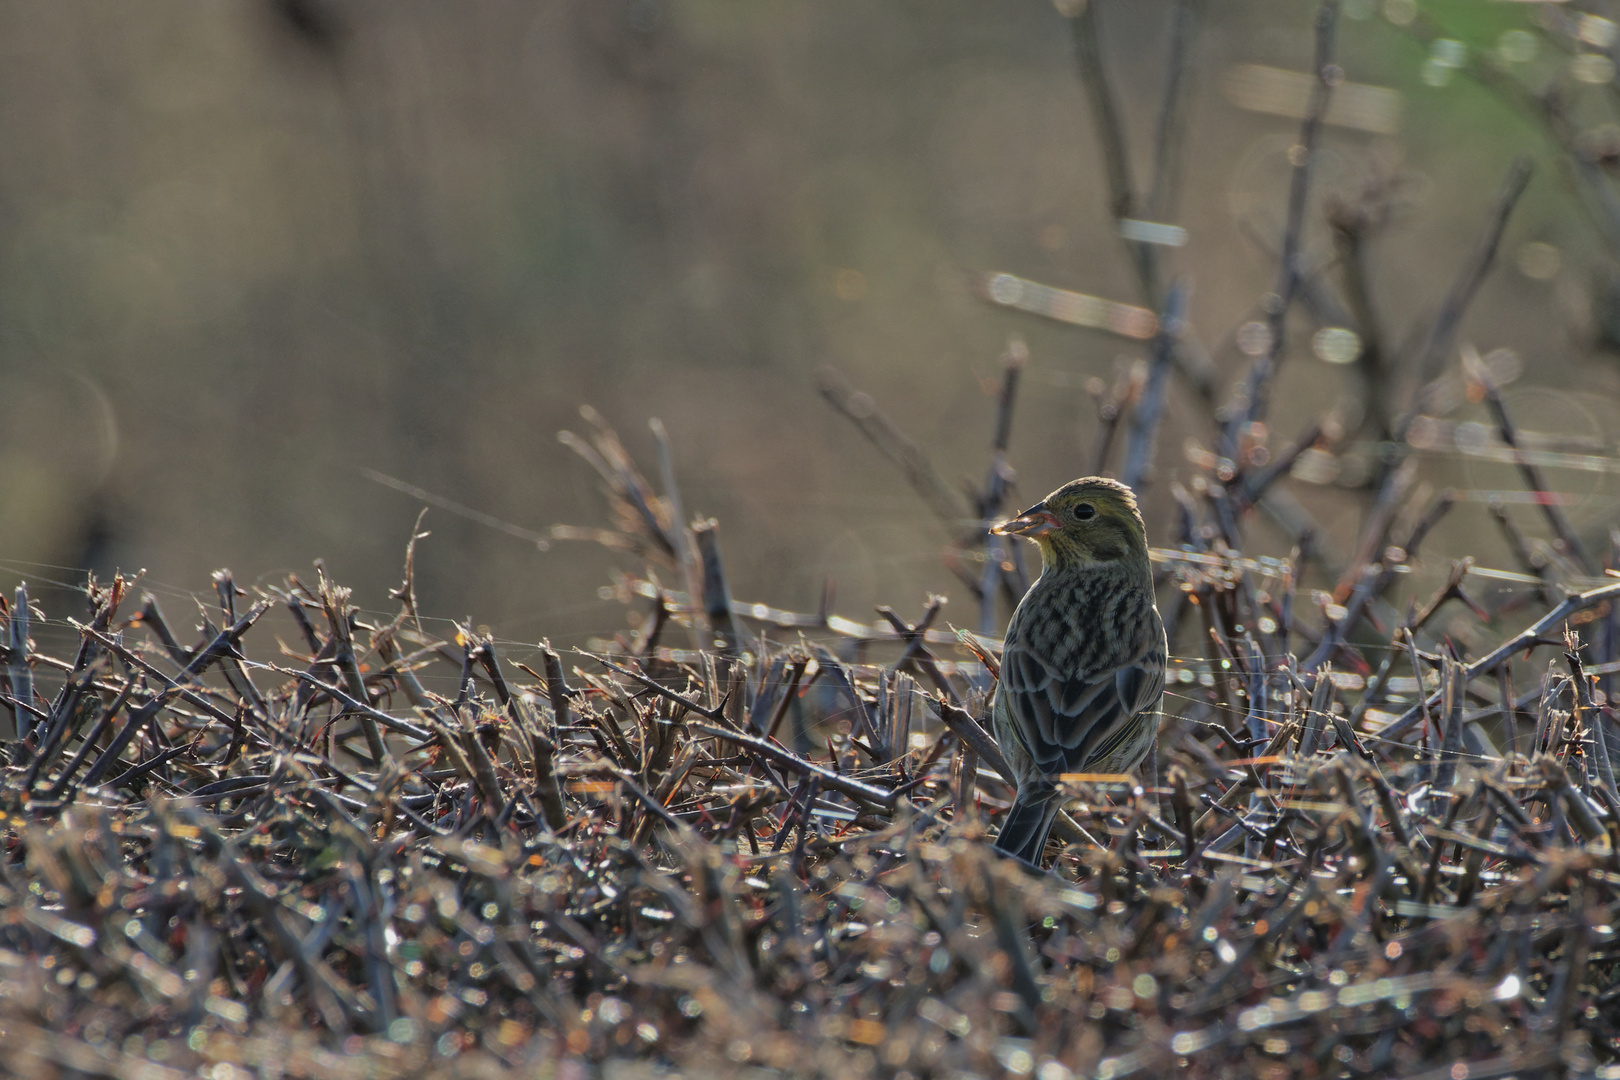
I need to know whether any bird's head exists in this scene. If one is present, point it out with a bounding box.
[991,476,1148,569]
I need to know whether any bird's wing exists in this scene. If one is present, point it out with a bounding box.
[999,638,1165,779]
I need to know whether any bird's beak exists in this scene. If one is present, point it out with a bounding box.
[991,502,1060,538]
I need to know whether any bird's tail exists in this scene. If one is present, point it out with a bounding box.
[993,787,1060,866]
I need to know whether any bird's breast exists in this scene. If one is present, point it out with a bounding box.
[1006,565,1156,675]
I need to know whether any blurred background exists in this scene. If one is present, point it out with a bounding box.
[3,0,1620,649]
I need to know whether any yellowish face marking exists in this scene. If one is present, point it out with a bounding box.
[992,478,1147,567]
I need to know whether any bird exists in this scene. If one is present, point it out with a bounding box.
[988,476,1166,866]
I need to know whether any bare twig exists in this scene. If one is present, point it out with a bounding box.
[1464,346,1594,574]
[1226,0,1341,447]
[815,366,965,526]
[1397,156,1534,434]
[1121,280,1189,491]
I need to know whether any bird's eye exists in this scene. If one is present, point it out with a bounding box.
[1073,503,1096,521]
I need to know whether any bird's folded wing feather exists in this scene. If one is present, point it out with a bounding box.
[1001,643,1165,777]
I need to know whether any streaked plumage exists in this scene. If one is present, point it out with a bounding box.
[989,477,1165,866]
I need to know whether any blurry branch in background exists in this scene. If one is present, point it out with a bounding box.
[970,342,1032,634]
[974,0,1223,500]
[265,0,347,57]
[650,417,711,653]
[1328,171,1397,444]
[1145,0,1205,225]
[1352,154,1534,571]
[1070,1,1146,281]
[973,272,1158,340]
[1463,345,1593,575]
[818,342,1037,633]
[1399,155,1534,426]
[814,366,965,528]
[1121,280,1189,491]
[360,468,555,550]
[558,406,679,564]
[1070,0,1216,405]
[1084,364,1143,476]
[1223,0,1340,456]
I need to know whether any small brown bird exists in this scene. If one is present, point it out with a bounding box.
[989,477,1165,866]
